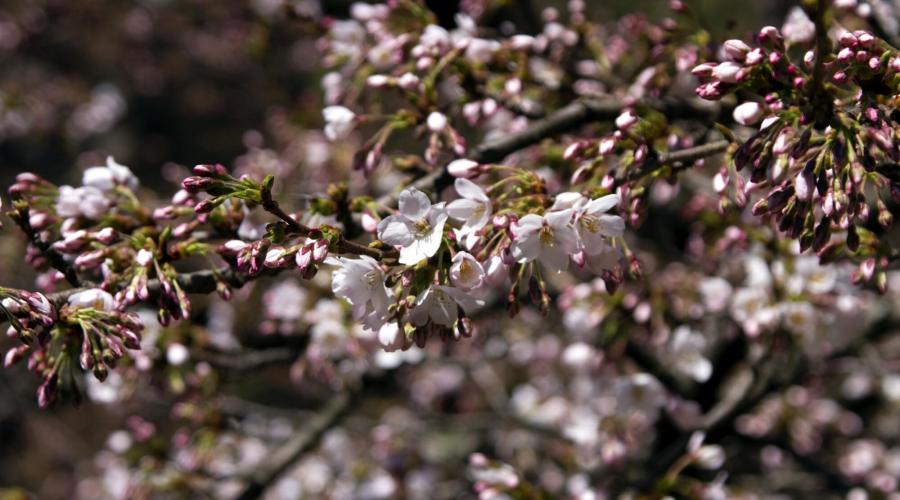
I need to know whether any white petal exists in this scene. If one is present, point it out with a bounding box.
[585,194,619,215]
[446,198,478,220]
[377,217,415,246]
[454,177,488,202]
[540,244,570,272]
[398,188,432,220]
[598,214,625,237]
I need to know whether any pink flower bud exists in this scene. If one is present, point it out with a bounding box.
[855,31,874,46]
[312,239,328,262]
[723,39,751,61]
[690,63,716,77]
[615,109,638,130]
[426,111,448,132]
[795,169,814,201]
[745,48,764,65]
[397,72,420,90]
[366,74,390,87]
[361,212,379,233]
[732,101,764,125]
[839,32,858,48]
[447,159,480,178]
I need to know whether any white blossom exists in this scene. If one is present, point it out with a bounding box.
[446,178,491,249]
[68,288,115,311]
[667,326,713,383]
[377,188,448,265]
[408,285,483,327]
[510,209,578,271]
[322,106,356,141]
[573,194,624,254]
[331,255,391,330]
[83,156,138,191]
[57,185,109,219]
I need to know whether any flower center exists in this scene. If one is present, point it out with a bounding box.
[363,270,379,289]
[539,224,555,247]
[414,219,432,237]
[459,260,473,281]
[580,215,601,234]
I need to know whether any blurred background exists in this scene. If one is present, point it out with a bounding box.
[0,0,793,497]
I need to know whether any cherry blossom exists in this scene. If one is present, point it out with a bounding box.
[510,209,578,271]
[377,188,448,265]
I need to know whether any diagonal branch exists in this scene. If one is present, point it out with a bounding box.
[374,96,726,209]
[234,391,354,500]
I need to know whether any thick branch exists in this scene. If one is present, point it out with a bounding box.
[11,207,83,288]
[375,96,725,208]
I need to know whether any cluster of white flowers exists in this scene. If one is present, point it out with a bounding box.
[511,192,624,272]
[56,156,138,220]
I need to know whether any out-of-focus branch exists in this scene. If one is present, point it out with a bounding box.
[189,346,301,372]
[624,339,695,399]
[868,0,900,49]
[738,435,852,492]
[234,391,354,500]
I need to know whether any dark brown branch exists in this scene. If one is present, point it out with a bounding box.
[375,96,725,209]
[11,206,83,288]
[620,140,731,186]
[260,183,383,260]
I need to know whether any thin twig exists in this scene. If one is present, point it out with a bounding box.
[260,184,383,260]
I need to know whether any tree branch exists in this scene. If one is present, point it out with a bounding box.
[11,206,83,288]
[260,183,384,260]
[375,96,725,209]
[234,391,354,500]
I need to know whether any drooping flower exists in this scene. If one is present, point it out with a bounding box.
[446,178,491,249]
[322,106,356,141]
[510,209,578,271]
[331,255,391,330]
[449,251,485,291]
[408,285,483,327]
[377,188,448,265]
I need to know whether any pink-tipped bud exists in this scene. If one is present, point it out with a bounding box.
[723,39,751,62]
[615,109,638,130]
[732,101,764,125]
[447,159,481,178]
